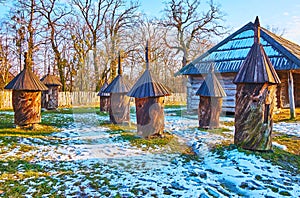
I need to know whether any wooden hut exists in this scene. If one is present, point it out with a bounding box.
[97,80,110,112]
[4,54,48,127]
[177,17,300,118]
[196,66,226,129]
[127,42,171,138]
[233,17,281,151]
[40,68,62,110]
[102,53,131,124]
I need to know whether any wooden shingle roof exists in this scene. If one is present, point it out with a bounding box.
[177,18,300,75]
[127,69,171,98]
[102,54,131,94]
[196,67,226,97]
[5,67,48,91]
[40,74,62,86]
[234,17,281,84]
[127,42,171,98]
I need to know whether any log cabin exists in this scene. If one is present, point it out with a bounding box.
[233,17,281,151]
[177,17,300,118]
[102,53,131,124]
[4,53,48,127]
[127,42,171,138]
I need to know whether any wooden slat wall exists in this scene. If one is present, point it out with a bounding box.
[0,91,187,109]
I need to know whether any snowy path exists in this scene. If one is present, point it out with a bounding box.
[1,108,299,197]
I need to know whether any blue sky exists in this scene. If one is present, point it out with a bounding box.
[140,0,300,44]
[1,0,300,44]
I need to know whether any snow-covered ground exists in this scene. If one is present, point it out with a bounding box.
[1,107,300,197]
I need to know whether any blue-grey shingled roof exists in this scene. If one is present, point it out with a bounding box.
[177,20,300,75]
[97,81,110,96]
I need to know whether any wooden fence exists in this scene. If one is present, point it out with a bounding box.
[0,91,186,109]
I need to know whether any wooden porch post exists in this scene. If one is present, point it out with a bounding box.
[288,70,296,119]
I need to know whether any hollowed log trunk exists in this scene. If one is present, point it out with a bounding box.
[198,96,222,129]
[100,96,110,112]
[109,93,130,124]
[42,86,59,110]
[12,90,42,126]
[234,84,276,151]
[135,97,165,138]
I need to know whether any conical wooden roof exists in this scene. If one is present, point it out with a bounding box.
[4,67,48,91]
[196,67,226,97]
[233,17,281,84]
[102,54,131,94]
[40,74,62,86]
[97,81,110,96]
[127,69,172,98]
[127,42,172,98]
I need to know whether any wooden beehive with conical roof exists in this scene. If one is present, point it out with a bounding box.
[97,79,110,112]
[4,52,48,127]
[233,17,281,151]
[102,53,131,124]
[127,42,171,138]
[196,66,226,129]
[40,67,62,110]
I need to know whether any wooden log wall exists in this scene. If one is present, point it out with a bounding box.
[187,73,236,113]
[12,90,42,126]
[187,71,299,113]
[109,93,130,124]
[135,97,165,138]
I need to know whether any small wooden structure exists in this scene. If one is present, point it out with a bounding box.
[4,53,48,127]
[40,68,62,110]
[102,53,131,124]
[97,80,110,112]
[127,42,171,138]
[196,66,226,129]
[233,17,281,151]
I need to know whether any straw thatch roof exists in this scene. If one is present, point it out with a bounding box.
[5,67,48,91]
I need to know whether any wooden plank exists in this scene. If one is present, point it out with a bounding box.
[288,71,296,119]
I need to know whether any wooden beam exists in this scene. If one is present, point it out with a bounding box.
[288,70,296,119]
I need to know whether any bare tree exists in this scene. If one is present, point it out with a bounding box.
[37,0,72,91]
[104,0,139,81]
[73,0,113,91]
[161,0,226,66]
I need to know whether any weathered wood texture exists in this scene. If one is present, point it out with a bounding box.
[187,71,300,113]
[0,91,186,109]
[234,84,277,151]
[187,73,236,113]
[42,86,59,110]
[135,97,165,138]
[198,96,223,128]
[109,93,130,124]
[12,90,42,126]
[100,96,110,112]
[288,70,296,119]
